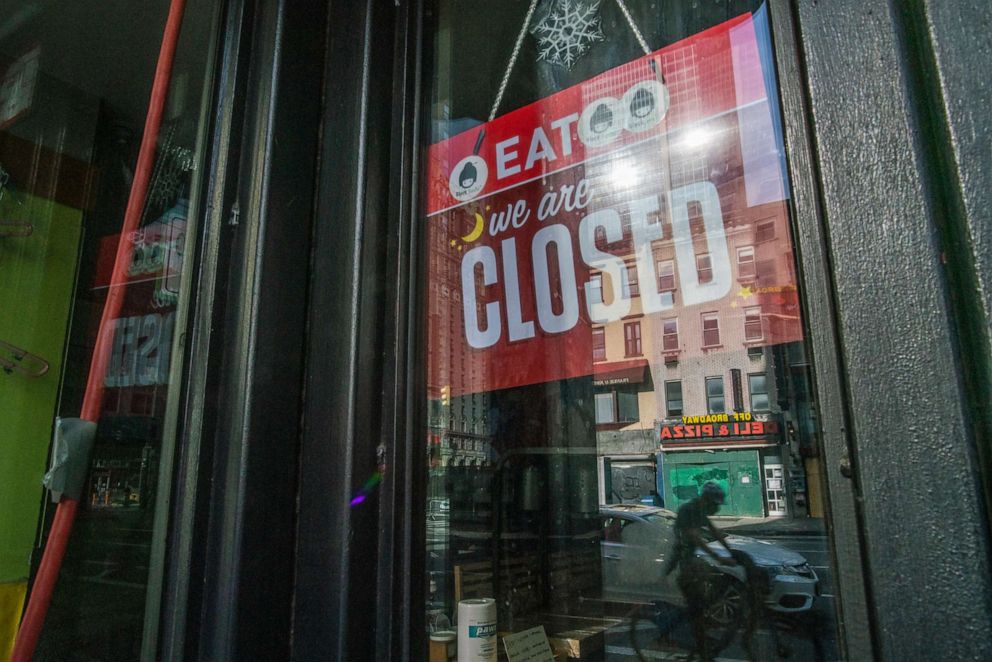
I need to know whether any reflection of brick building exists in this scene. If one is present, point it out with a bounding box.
[426,18,818,518]
[590,34,813,518]
[589,192,804,517]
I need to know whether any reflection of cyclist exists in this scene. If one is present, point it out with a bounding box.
[668,482,736,661]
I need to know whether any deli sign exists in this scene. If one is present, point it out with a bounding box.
[427,12,800,397]
[660,416,783,445]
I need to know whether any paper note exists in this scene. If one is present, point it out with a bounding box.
[502,626,555,662]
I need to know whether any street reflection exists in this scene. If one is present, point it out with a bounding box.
[424,2,838,660]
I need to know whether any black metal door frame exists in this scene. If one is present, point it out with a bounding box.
[290,0,429,658]
[153,0,327,659]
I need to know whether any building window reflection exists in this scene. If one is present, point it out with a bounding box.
[749,373,770,411]
[702,312,721,347]
[665,380,684,417]
[624,321,642,357]
[706,376,726,413]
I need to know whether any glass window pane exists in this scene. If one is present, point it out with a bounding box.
[422,2,841,659]
[745,306,763,340]
[706,377,725,413]
[662,318,678,351]
[625,264,639,297]
[665,380,683,417]
[738,245,756,279]
[749,373,770,411]
[624,321,642,356]
[657,259,675,290]
[0,1,215,656]
[617,391,639,422]
[595,392,615,423]
[703,313,721,347]
[592,327,606,361]
[589,273,603,304]
[696,253,713,283]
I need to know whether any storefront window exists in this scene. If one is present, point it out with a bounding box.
[423,1,838,659]
[0,1,214,658]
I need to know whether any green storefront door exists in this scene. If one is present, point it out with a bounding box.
[729,458,764,517]
[663,450,764,517]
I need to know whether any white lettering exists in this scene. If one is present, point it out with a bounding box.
[496,136,521,179]
[579,209,631,323]
[670,181,731,306]
[550,113,580,157]
[511,199,530,228]
[462,246,502,349]
[489,200,531,236]
[500,238,535,341]
[103,312,176,388]
[532,224,579,333]
[136,314,161,386]
[628,195,673,314]
[537,178,593,221]
[525,127,556,170]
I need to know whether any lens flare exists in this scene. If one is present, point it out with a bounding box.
[349,471,383,507]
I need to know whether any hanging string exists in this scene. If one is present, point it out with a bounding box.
[614,0,651,55]
[489,0,541,122]
[615,0,665,82]
[489,0,659,124]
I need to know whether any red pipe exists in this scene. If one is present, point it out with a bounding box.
[11,0,188,658]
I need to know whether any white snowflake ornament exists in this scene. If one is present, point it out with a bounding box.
[534,0,606,70]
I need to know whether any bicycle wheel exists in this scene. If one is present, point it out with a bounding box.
[702,577,747,655]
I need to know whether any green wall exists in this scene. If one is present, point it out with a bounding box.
[0,193,82,583]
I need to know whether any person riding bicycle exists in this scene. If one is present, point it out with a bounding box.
[667,481,737,661]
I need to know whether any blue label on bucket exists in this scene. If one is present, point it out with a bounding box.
[468,624,496,638]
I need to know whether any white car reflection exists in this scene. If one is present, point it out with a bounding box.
[600,504,818,614]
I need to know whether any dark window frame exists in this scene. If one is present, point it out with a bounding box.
[706,376,726,414]
[744,306,763,341]
[657,258,676,291]
[748,373,770,412]
[624,320,642,357]
[662,318,679,351]
[702,312,721,347]
[588,272,604,305]
[592,327,606,361]
[625,263,640,297]
[696,252,713,283]
[665,380,684,418]
[737,245,756,280]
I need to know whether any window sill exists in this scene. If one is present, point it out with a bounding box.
[701,344,723,352]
